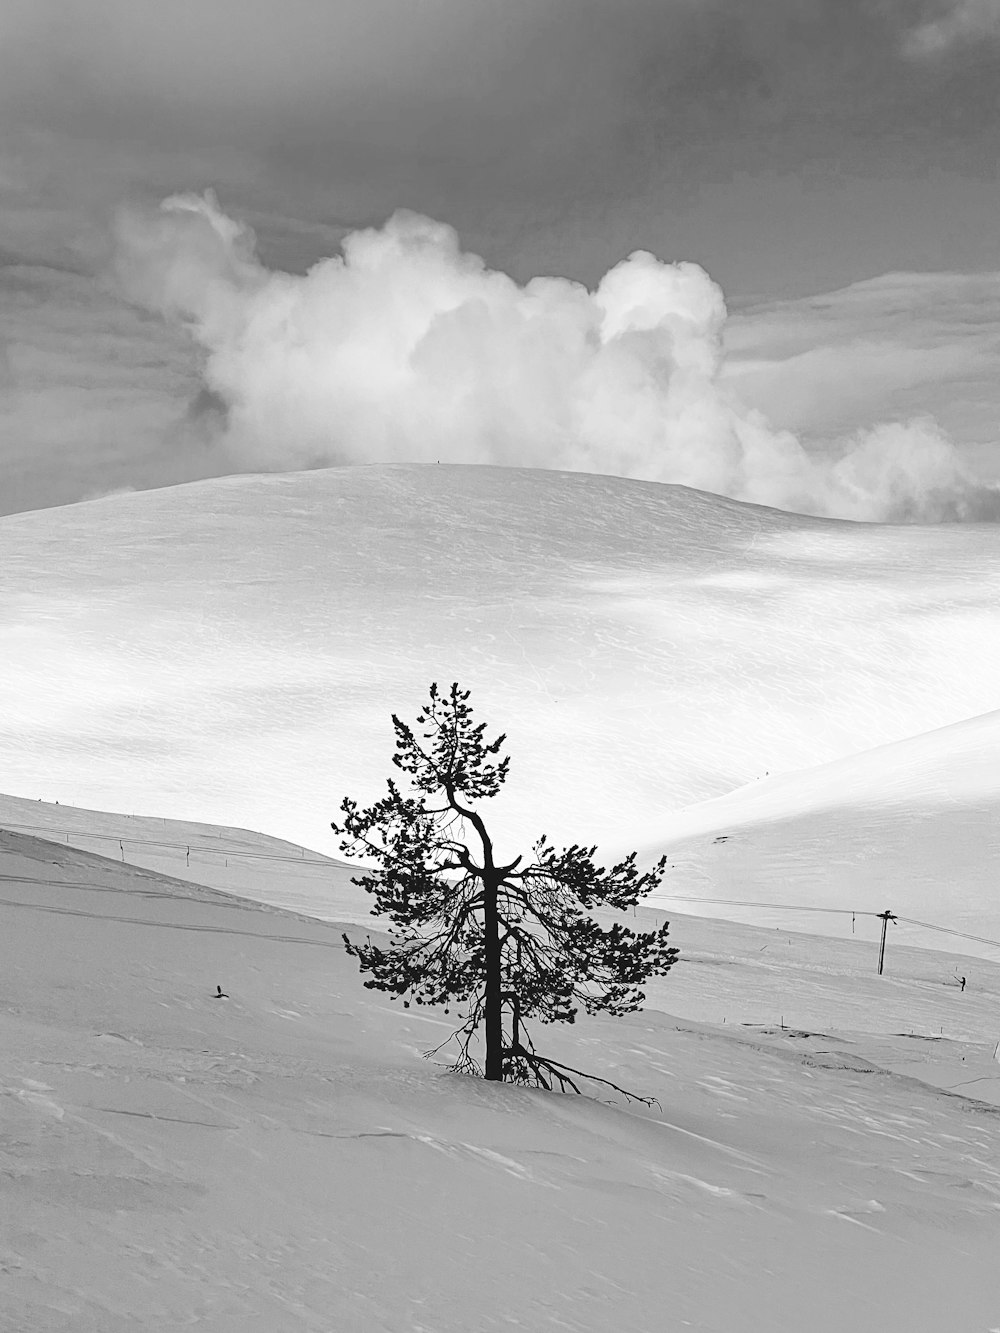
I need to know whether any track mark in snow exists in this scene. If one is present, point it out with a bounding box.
[649,1166,763,1206]
[651,1116,768,1171]
[11,1087,64,1119]
[345,1129,452,1155]
[375,1005,455,1028]
[696,1076,750,1103]
[315,1129,556,1186]
[413,1133,451,1155]
[944,1074,1000,1092]
[92,1106,230,1129]
[826,1200,885,1232]
[461,1144,539,1182]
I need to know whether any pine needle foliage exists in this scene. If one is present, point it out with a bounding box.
[334,682,678,1100]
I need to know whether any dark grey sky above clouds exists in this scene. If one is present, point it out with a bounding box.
[2,0,999,292]
[1,0,998,514]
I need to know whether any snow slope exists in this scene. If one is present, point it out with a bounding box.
[4,465,1000,863]
[0,792,364,924]
[641,709,1000,957]
[2,826,999,1332]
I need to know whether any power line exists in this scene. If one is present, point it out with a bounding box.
[5,819,1000,955]
[651,893,881,918]
[653,900,1000,959]
[895,915,1000,953]
[0,829,892,914]
[1,822,336,869]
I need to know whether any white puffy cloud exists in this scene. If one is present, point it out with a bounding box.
[112,191,1000,522]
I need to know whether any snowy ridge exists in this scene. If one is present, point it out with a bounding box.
[4,464,1000,863]
[643,709,1000,956]
[0,792,366,924]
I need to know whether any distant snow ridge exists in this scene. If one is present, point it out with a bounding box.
[3,465,1000,889]
[0,793,366,925]
[114,191,1000,522]
[645,711,1000,957]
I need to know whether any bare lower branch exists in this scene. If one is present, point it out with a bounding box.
[504,1045,660,1107]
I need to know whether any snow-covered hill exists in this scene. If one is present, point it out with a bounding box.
[0,792,364,924]
[4,464,1000,866]
[641,709,1000,957]
[2,825,999,1331]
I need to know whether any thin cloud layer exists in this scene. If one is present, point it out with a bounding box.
[114,192,1000,523]
[723,272,1000,460]
[0,256,223,516]
[903,0,1000,57]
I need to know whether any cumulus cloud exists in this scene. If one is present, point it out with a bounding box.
[903,0,1000,57]
[113,192,1000,523]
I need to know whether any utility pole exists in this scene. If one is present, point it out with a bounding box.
[877,910,896,975]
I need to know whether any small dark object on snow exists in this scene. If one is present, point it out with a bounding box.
[959,976,966,992]
[213,984,229,999]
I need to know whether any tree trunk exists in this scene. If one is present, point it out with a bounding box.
[482,879,504,1080]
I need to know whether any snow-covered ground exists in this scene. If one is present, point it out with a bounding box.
[3,464,1000,952]
[642,709,1000,957]
[2,823,999,1332]
[0,793,362,925]
[4,466,1000,834]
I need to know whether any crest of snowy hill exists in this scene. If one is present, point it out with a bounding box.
[643,710,1000,957]
[3,464,1000,868]
[2,825,999,1330]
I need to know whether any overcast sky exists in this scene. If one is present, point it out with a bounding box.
[1,0,999,516]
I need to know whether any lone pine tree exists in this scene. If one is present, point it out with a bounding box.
[334,682,678,1099]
